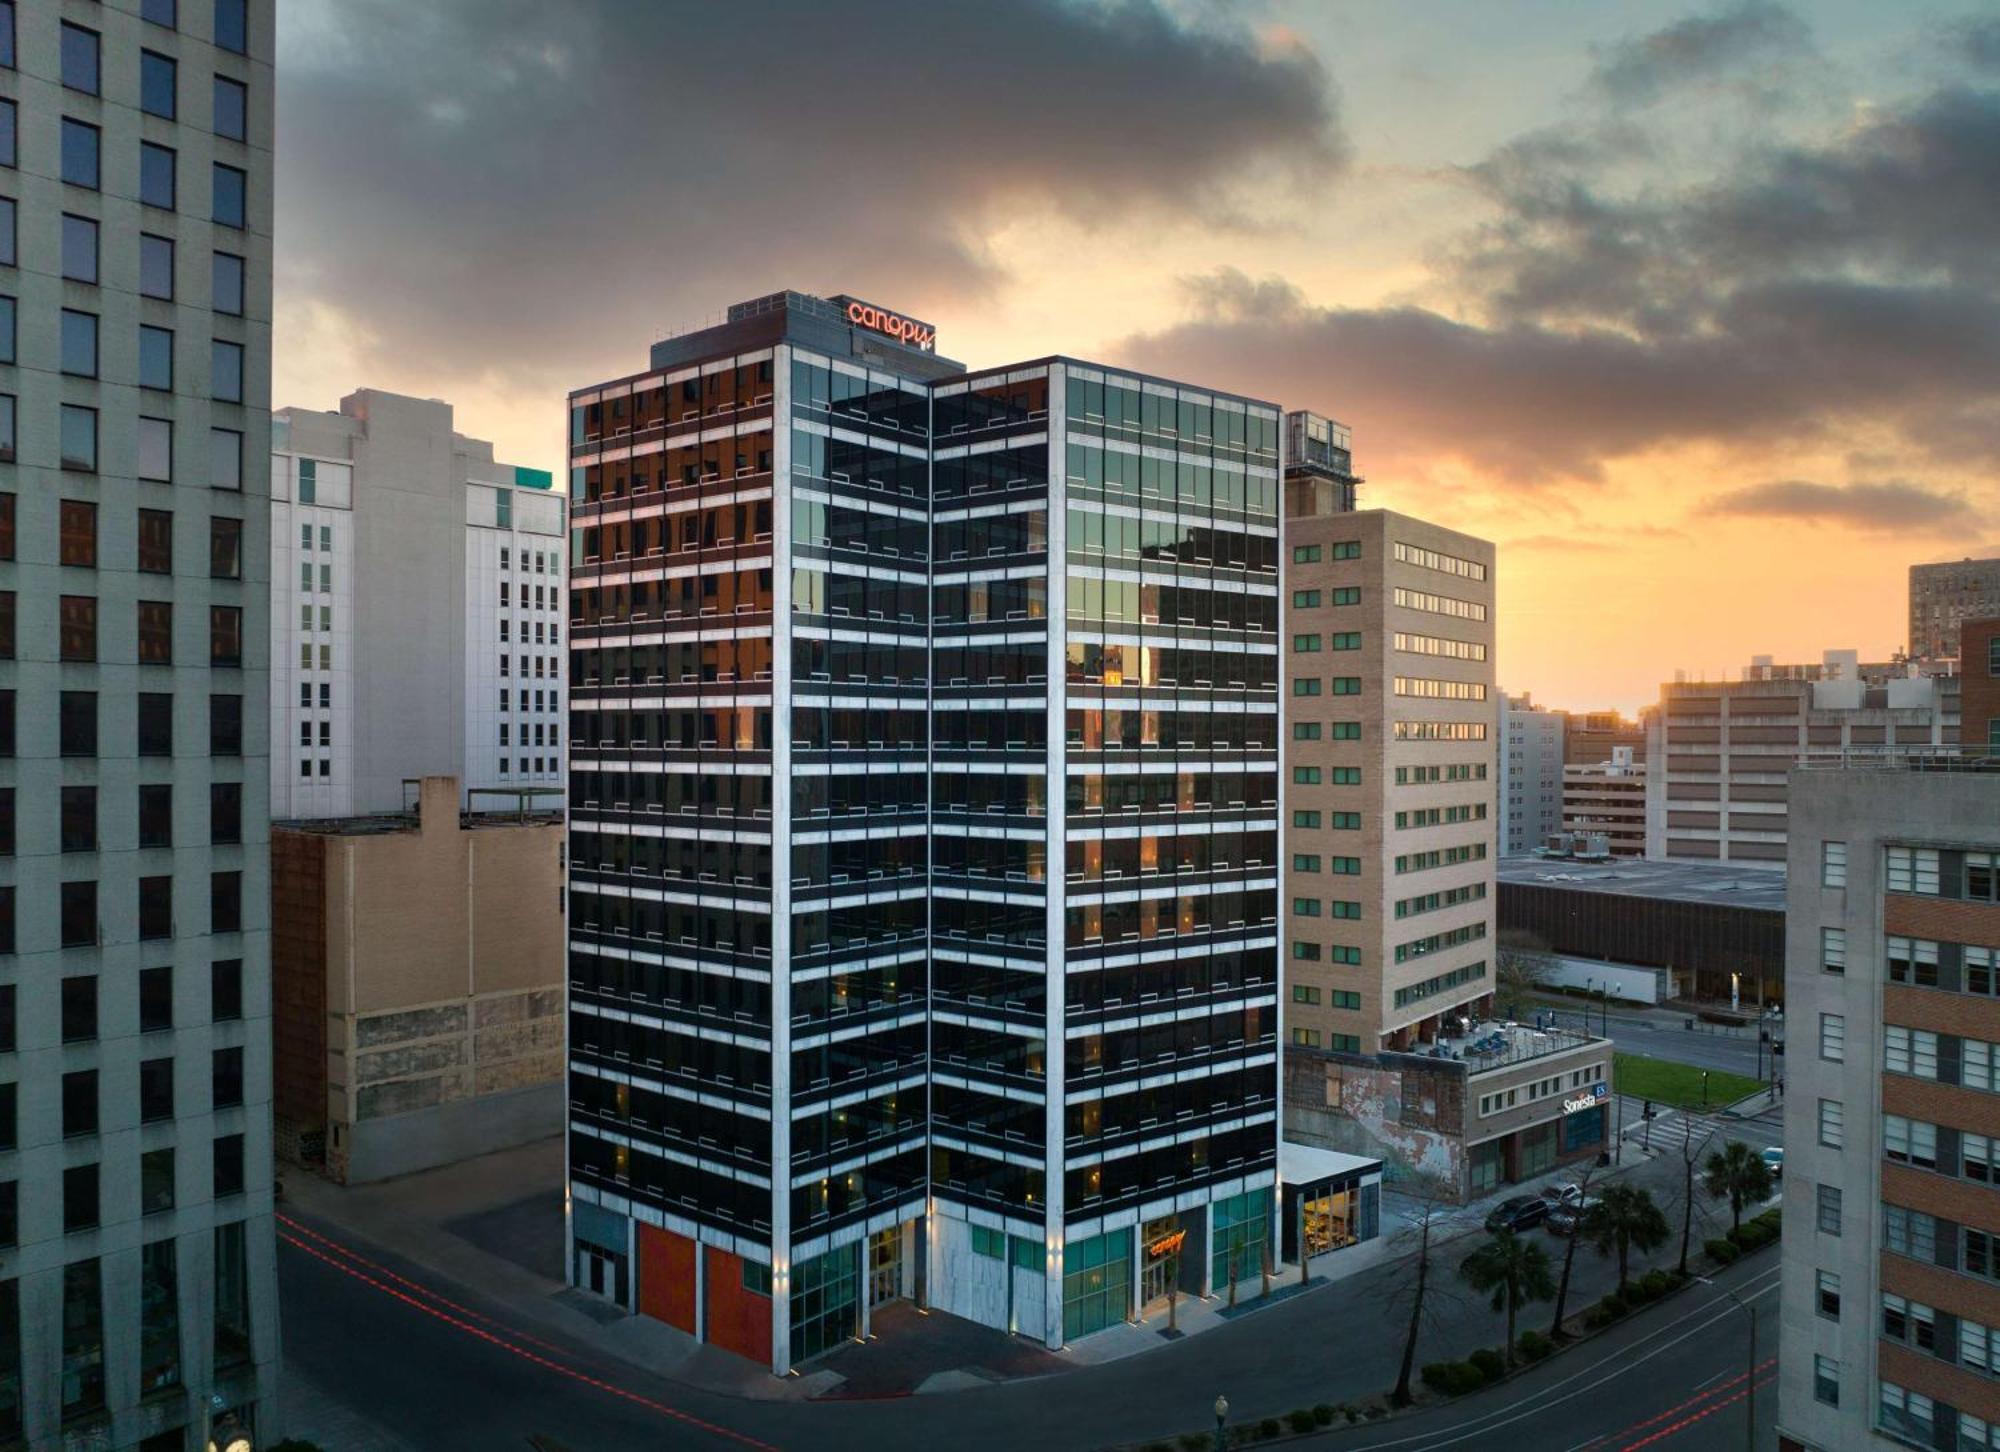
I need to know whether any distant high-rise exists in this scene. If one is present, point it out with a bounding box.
[1909,557,2000,663]
[1645,652,1958,869]
[268,389,567,819]
[0,1,280,1444]
[1499,693,1564,854]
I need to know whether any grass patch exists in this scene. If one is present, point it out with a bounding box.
[1614,1053,1762,1109]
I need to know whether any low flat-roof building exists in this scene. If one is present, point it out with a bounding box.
[1498,855,1787,1007]
[271,775,565,1182]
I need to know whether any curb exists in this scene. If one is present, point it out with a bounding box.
[1101,1237,1784,1452]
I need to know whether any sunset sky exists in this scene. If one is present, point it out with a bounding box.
[271,1,2000,713]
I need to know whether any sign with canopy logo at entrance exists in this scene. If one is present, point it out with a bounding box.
[1562,1082,1610,1116]
[831,295,937,352]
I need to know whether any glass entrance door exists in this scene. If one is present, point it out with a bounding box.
[869,1227,902,1306]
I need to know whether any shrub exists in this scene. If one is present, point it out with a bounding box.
[1312,1405,1336,1427]
[1518,1329,1554,1362]
[1469,1347,1506,1383]
[1638,1269,1673,1300]
[1421,1360,1487,1396]
[1258,1419,1281,1440]
[1288,1410,1316,1435]
[1585,1292,1628,1329]
[1706,1237,1741,1263]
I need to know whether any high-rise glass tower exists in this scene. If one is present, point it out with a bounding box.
[566,292,1283,1371]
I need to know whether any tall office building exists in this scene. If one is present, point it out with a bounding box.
[1910,558,2000,664]
[1281,476,1607,1199]
[269,389,565,819]
[566,292,1285,1370]
[0,1,280,1445]
[1778,761,2000,1452]
[1646,653,1959,868]
[1499,692,1563,854]
[1560,706,1642,767]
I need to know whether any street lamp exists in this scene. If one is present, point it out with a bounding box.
[1214,1395,1230,1452]
[1696,1277,1758,1451]
[1701,1070,1710,1108]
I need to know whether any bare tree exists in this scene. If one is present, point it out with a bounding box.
[1385,1177,1466,1406]
[1674,1111,1715,1276]
[1495,930,1556,1020]
[1545,1161,1598,1340]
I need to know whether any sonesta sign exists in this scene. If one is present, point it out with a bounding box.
[839,298,936,352]
[1562,1082,1610,1116]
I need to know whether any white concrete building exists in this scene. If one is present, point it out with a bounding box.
[0,2,281,1445]
[1499,691,1564,855]
[269,390,565,819]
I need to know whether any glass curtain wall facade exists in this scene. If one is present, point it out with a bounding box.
[566,296,1282,1371]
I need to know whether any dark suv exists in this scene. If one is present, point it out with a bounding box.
[1484,1195,1549,1233]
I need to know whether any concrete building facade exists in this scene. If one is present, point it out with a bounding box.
[269,776,564,1183]
[1777,762,2000,1452]
[1910,558,2000,665]
[269,389,566,819]
[1562,745,1645,857]
[1646,654,1959,868]
[1500,692,1563,855]
[0,1,282,1444]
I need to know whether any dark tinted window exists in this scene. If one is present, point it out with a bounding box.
[212,1133,243,1197]
[141,1147,174,1216]
[60,120,99,189]
[63,1163,98,1232]
[209,516,240,578]
[209,871,240,933]
[61,1069,97,1137]
[208,782,239,844]
[139,1058,174,1122]
[138,876,172,941]
[210,959,241,1021]
[60,692,96,755]
[60,881,96,948]
[139,144,176,210]
[211,1047,242,1108]
[59,786,95,853]
[138,694,173,757]
[59,977,95,1043]
[209,694,241,755]
[213,75,245,140]
[138,966,172,1033]
[140,51,175,118]
[139,784,172,849]
[214,0,246,53]
[138,510,173,573]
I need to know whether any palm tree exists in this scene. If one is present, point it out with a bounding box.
[1583,1183,1669,1293]
[1703,1140,1775,1234]
[1459,1228,1557,1367]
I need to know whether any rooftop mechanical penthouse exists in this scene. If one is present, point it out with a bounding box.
[565,291,1292,1372]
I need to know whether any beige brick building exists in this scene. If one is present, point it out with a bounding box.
[271,775,564,1182]
[1281,431,1608,1197]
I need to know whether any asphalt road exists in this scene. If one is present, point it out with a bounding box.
[1301,1258,1781,1451]
[279,1162,1786,1452]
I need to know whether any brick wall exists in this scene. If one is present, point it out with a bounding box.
[270,829,329,1161]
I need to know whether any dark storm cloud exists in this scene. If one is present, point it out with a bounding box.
[1115,268,2000,484]
[1588,0,1812,106]
[279,0,1342,381]
[1115,2,2000,490]
[1701,480,1974,530]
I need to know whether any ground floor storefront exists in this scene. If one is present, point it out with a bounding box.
[1466,1098,1607,1197]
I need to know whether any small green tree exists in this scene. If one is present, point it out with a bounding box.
[1458,1228,1557,1368]
[1584,1183,1669,1293]
[1703,1140,1775,1234]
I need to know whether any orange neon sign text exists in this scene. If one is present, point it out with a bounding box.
[845,300,935,350]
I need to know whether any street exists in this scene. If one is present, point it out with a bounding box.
[280,1143,1786,1452]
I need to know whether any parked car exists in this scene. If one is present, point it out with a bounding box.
[1485,1195,1550,1233]
[1546,1196,1599,1236]
[1540,1181,1586,1210]
[1761,1145,1784,1180]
